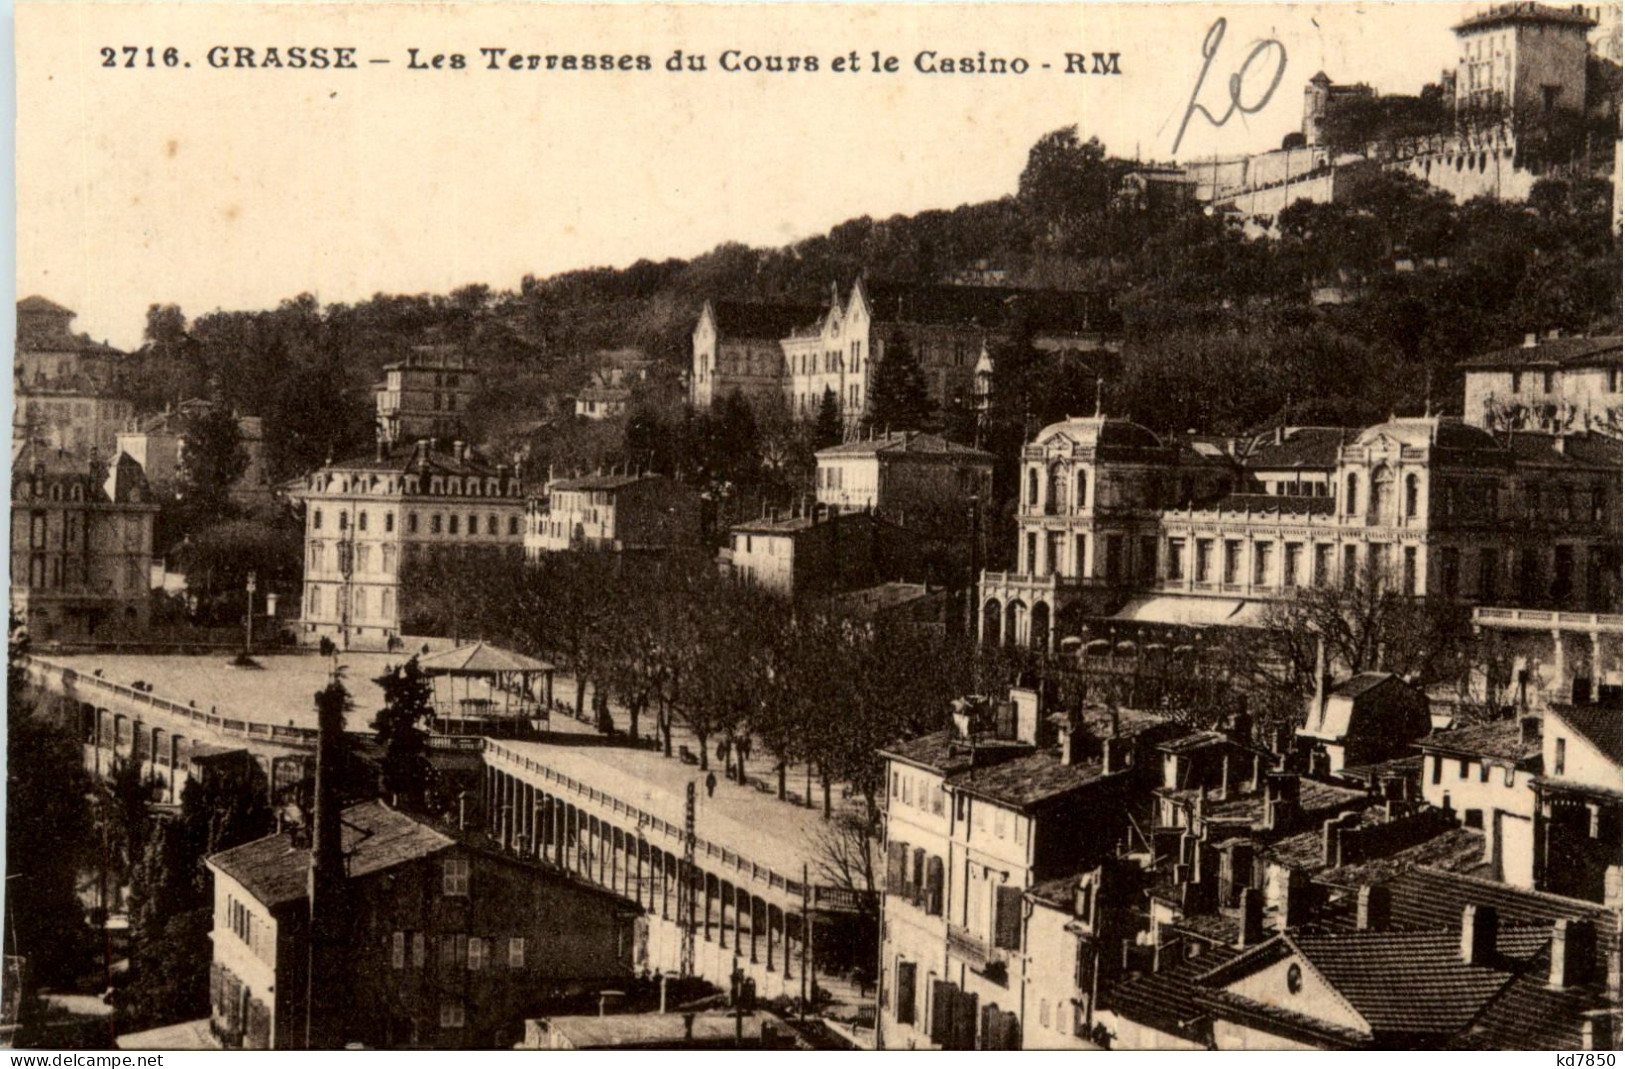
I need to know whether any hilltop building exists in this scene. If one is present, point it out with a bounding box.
[293,439,524,650]
[814,431,994,528]
[1453,2,1595,118]
[14,297,133,458]
[116,398,273,508]
[691,301,819,411]
[1461,333,1623,438]
[375,345,479,447]
[9,442,159,642]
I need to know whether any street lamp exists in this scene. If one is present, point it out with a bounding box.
[245,570,257,656]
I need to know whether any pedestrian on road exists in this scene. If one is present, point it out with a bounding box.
[705,771,717,798]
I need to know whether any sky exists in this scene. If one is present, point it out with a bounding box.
[17,2,1476,349]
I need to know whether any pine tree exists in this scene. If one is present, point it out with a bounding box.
[372,657,437,809]
[868,333,933,432]
[813,387,844,449]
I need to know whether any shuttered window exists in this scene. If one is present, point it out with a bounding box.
[895,960,918,1025]
[885,840,909,895]
[994,886,1023,950]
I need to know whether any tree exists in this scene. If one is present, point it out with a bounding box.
[1017,126,1118,246]
[372,657,437,809]
[868,333,933,432]
[4,626,94,988]
[176,404,248,522]
[810,809,880,987]
[813,387,844,449]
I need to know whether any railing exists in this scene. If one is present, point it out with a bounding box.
[25,655,321,747]
[481,738,869,911]
[1473,607,1622,632]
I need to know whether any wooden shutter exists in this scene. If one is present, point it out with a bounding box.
[896,961,918,1025]
[994,885,1024,950]
[926,856,945,917]
[930,981,956,1046]
[953,989,979,1051]
[885,840,908,895]
[911,848,926,906]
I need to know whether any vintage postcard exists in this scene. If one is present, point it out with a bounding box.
[7,0,1623,1055]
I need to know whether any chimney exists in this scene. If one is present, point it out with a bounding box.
[1276,867,1315,931]
[1460,905,1499,966]
[452,440,466,462]
[1060,723,1086,767]
[1581,1014,1614,1052]
[1012,687,1041,746]
[305,681,349,1049]
[1237,887,1265,947]
[1310,637,1328,727]
[1101,734,1128,773]
[1549,918,1597,989]
[1520,714,1543,749]
[1356,885,1390,932]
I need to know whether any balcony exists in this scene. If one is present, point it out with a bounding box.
[947,924,990,969]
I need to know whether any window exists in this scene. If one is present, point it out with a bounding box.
[468,514,478,536]
[1223,541,1241,585]
[443,858,469,896]
[508,937,525,969]
[439,1002,464,1029]
[1345,473,1360,516]
[1254,542,1274,587]
[359,511,369,532]
[1196,539,1214,583]
[468,937,486,971]
[408,512,419,534]
[431,514,442,535]
[1284,543,1302,588]
[1441,548,1460,597]
[1459,758,1470,779]
[313,508,324,531]
[895,961,917,1025]
[1432,755,1442,786]
[449,514,460,535]
[1405,475,1419,519]
[1167,538,1186,581]
[339,511,349,531]
[385,512,395,533]
[1555,737,1567,777]
[392,931,406,969]
[412,932,426,968]
[1403,546,1418,595]
[509,516,519,536]
[1026,468,1038,507]
[1512,371,1524,393]
[1464,808,1484,830]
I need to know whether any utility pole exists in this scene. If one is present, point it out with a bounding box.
[679,781,696,978]
[966,494,981,642]
[799,863,810,1019]
[244,570,257,656]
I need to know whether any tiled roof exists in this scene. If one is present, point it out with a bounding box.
[1330,672,1398,700]
[1507,432,1622,471]
[1448,949,1616,1050]
[949,748,1112,808]
[208,800,453,909]
[1243,427,1350,470]
[879,730,989,775]
[1547,704,1623,767]
[1419,719,1539,765]
[1103,944,1241,1042]
[324,442,505,477]
[1027,873,1081,911]
[550,473,653,492]
[1458,335,1621,369]
[1314,826,1493,889]
[17,295,74,316]
[1383,866,1618,942]
[417,641,554,676]
[710,300,822,340]
[816,431,993,460]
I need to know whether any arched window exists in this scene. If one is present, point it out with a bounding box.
[1026,468,1039,507]
[358,511,369,533]
[1404,474,1420,519]
[1344,473,1360,516]
[1077,470,1090,510]
[1372,465,1396,522]
[1048,464,1067,513]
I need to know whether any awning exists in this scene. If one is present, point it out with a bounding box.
[1111,596,1264,627]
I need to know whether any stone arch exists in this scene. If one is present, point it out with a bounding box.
[1030,601,1052,651]
[1004,600,1027,647]
[982,599,1003,646]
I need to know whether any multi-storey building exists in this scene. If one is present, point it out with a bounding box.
[294,439,524,650]
[116,399,273,507]
[1453,1,1594,118]
[9,442,159,641]
[876,687,1180,1049]
[690,300,818,412]
[980,414,1621,649]
[206,799,639,1049]
[375,345,479,446]
[814,432,994,525]
[14,297,133,458]
[524,472,700,556]
[1461,333,1622,438]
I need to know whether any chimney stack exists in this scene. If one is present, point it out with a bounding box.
[1521,713,1543,750]
[305,681,349,1049]
[1356,885,1390,932]
[1237,887,1265,947]
[1549,918,1597,990]
[1461,905,1499,966]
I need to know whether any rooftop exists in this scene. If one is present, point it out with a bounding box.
[1458,334,1620,369]
[320,441,507,478]
[1547,704,1622,767]
[817,431,994,460]
[1352,417,1501,453]
[208,800,454,909]
[1418,719,1539,765]
[550,472,659,492]
[1242,427,1350,470]
[708,300,823,341]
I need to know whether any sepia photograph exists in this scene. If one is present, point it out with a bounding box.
[5,0,1623,1054]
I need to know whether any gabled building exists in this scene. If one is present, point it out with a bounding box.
[206,799,640,1049]
[10,442,159,641]
[1298,672,1432,777]
[690,300,819,412]
[729,507,917,598]
[814,431,993,523]
[1534,703,1622,903]
[1418,716,1543,886]
[1462,333,1622,439]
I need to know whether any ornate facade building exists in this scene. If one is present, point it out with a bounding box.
[9,442,159,641]
[294,438,524,650]
[979,415,1621,654]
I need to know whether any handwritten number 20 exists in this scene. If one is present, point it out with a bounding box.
[1172,18,1287,154]
[100,47,181,68]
